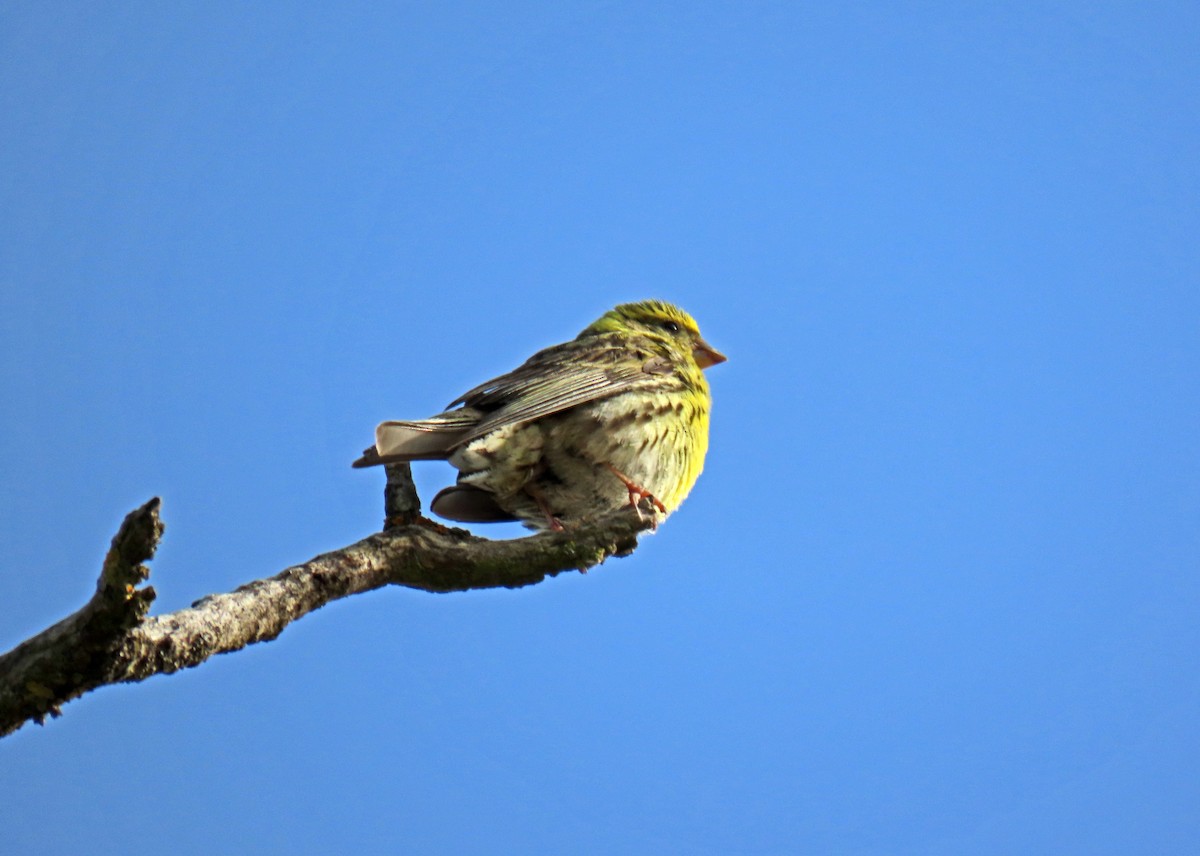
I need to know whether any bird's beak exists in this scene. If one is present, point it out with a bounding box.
[693,338,727,369]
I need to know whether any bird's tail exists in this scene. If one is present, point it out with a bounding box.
[351,412,477,468]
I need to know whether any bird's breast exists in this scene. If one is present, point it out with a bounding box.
[568,389,710,512]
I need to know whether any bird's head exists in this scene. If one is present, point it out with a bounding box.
[583,300,727,369]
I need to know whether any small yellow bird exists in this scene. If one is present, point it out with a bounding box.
[353,300,725,531]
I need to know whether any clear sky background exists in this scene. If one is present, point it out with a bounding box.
[2,4,1197,854]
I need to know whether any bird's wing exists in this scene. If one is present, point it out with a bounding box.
[449,337,682,444]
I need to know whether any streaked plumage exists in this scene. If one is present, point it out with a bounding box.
[353,300,725,531]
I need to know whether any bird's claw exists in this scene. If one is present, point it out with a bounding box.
[633,496,661,530]
[602,463,666,529]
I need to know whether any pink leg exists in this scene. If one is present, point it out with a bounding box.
[603,463,667,515]
[524,485,564,532]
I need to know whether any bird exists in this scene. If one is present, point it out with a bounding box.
[353,300,725,531]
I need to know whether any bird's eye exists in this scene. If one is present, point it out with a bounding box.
[662,320,681,334]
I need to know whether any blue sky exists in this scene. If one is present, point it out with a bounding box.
[2,3,1197,853]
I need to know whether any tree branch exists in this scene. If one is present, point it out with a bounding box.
[0,465,654,738]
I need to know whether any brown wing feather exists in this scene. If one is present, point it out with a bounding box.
[447,334,685,445]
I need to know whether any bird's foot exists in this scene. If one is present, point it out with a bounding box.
[603,463,667,527]
[524,485,565,532]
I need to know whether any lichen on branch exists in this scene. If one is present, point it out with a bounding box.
[0,464,653,738]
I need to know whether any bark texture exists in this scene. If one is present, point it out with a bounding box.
[0,465,653,738]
